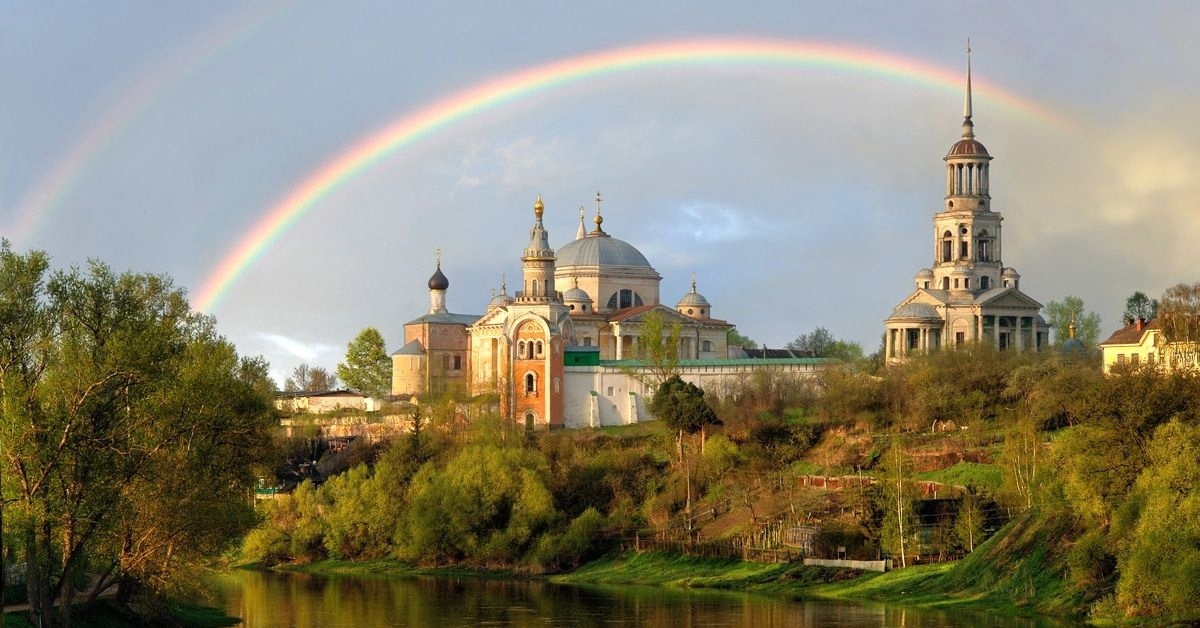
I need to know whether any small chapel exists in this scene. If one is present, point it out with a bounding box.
[883,50,1049,360]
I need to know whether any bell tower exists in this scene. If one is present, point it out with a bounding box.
[931,43,1004,295]
[519,196,559,303]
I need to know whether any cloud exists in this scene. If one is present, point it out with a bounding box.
[670,201,774,243]
[255,332,337,363]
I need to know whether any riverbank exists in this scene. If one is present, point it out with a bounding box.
[2,600,237,628]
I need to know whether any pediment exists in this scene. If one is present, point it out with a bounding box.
[977,288,1043,310]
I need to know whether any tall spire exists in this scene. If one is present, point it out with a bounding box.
[576,206,586,240]
[962,39,974,138]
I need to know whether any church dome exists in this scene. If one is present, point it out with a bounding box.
[888,302,941,321]
[1002,267,1021,278]
[915,268,934,278]
[428,265,449,290]
[556,234,653,269]
[563,285,591,303]
[677,291,710,308]
[488,291,511,309]
[947,138,990,158]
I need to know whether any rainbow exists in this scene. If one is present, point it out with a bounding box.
[193,38,1066,312]
[5,3,287,245]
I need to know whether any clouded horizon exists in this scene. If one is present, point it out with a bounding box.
[2,2,1197,386]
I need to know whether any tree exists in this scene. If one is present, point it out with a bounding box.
[336,327,392,398]
[955,488,985,553]
[649,375,720,517]
[0,246,276,625]
[1157,282,1200,367]
[625,310,682,391]
[877,438,918,567]
[1123,291,1159,323]
[726,327,756,349]
[1044,296,1101,348]
[787,327,835,357]
[285,362,338,391]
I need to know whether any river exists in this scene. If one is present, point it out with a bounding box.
[213,570,1081,627]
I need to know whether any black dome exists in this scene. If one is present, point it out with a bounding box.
[427,265,449,290]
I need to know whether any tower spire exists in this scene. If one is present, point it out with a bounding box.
[576,205,586,240]
[962,39,974,138]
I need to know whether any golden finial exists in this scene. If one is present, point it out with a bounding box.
[533,195,544,218]
[593,191,604,232]
[1069,319,1077,339]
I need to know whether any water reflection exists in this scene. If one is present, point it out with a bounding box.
[215,570,1081,628]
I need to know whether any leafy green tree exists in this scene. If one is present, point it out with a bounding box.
[876,439,919,567]
[726,327,756,349]
[628,310,682,390]
[787,327,835,356]
[649,375,719,463]
[0,246,275,624]
[1112,419,1200,617]
[336,327,392,398]
[1044,295,1101,348]
[1123,291,1158,322]
[955,488,985,552]
[285,362,338,391]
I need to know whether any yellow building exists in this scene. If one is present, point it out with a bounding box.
[1097,318,1200,374]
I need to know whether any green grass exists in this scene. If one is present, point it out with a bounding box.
[3,600,237,628]
[276,557,513,580]
[553,551,847,591]
[806,512,1086,618]
[915,462,1003,492]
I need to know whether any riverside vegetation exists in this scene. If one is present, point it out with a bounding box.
[245,336,1200,624]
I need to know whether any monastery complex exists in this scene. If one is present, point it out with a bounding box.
[388,52,1050,427]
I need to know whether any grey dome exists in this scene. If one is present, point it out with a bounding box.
[556,234,652,269]
[915,268,934,278]
[677,291,711,308]
[1002,267,1021,277]
[889,303,941,320]
[563,285,591,303]
[488,292,512,309]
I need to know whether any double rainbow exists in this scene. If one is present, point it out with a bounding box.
[193,38,1064,312]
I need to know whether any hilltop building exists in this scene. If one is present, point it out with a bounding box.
[391,195,823,428]
[884,50,1048,361]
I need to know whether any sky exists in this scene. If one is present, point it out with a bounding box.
[2,2,1198,386]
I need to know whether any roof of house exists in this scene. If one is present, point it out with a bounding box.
[1099,318,1160,346]
[404,312,481,326]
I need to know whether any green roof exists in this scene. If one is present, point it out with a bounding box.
[598,358,832,367]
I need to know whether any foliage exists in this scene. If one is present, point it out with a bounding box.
[1111,419,1200,618]
[336,327,392,398]
[725,327,756,349]
[0,242,276,623]
[1043,295,1101,348]
[1157,281,1200,366]
[786,327,834,356]
[1122,290,1158,322]
[284,363,338,392]
[648,376,719,439]
[626,310,682,391]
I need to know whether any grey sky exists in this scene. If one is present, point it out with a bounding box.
[2,2,1197,385]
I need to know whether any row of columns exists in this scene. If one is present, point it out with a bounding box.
[887,314,1043,360]
[946,162,989,196]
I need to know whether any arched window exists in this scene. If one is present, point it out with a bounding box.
[524,372,536,395]
[531,279,539,296]
[606,289,641,310]
[518,340,526,358]
[941,231,953,262]
[980,276,990,290]
[535,341,544,357]
[702,340,714,352]
[964,278,971,289]
[941,277,949,290]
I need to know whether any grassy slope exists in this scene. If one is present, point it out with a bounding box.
[806,511,1085,617]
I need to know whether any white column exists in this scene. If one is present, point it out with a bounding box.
[615,333,623,360]
[1017,317,1026,351]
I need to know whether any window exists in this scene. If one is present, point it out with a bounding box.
[687,308,694,315]
[941,277,949,290]
[569,304,575,310]
[583,337,592,346]
[980,276,990,290]
[702,340,714,352]
[524,373,536,394]
[535,340,544,357]
[1149,353,1156,365]
[606,386,614,396]
[1117,354,1126,365]
[960,241,968,258]
[954,278,959,289]
[955,331,965,346]
[1131,354,1140,366]
[941,231,953,262]
[453,355,461,370]
[531,279,539,296]
[606,289,643,310]
[518,340,526,358]
[964,278,970,289]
